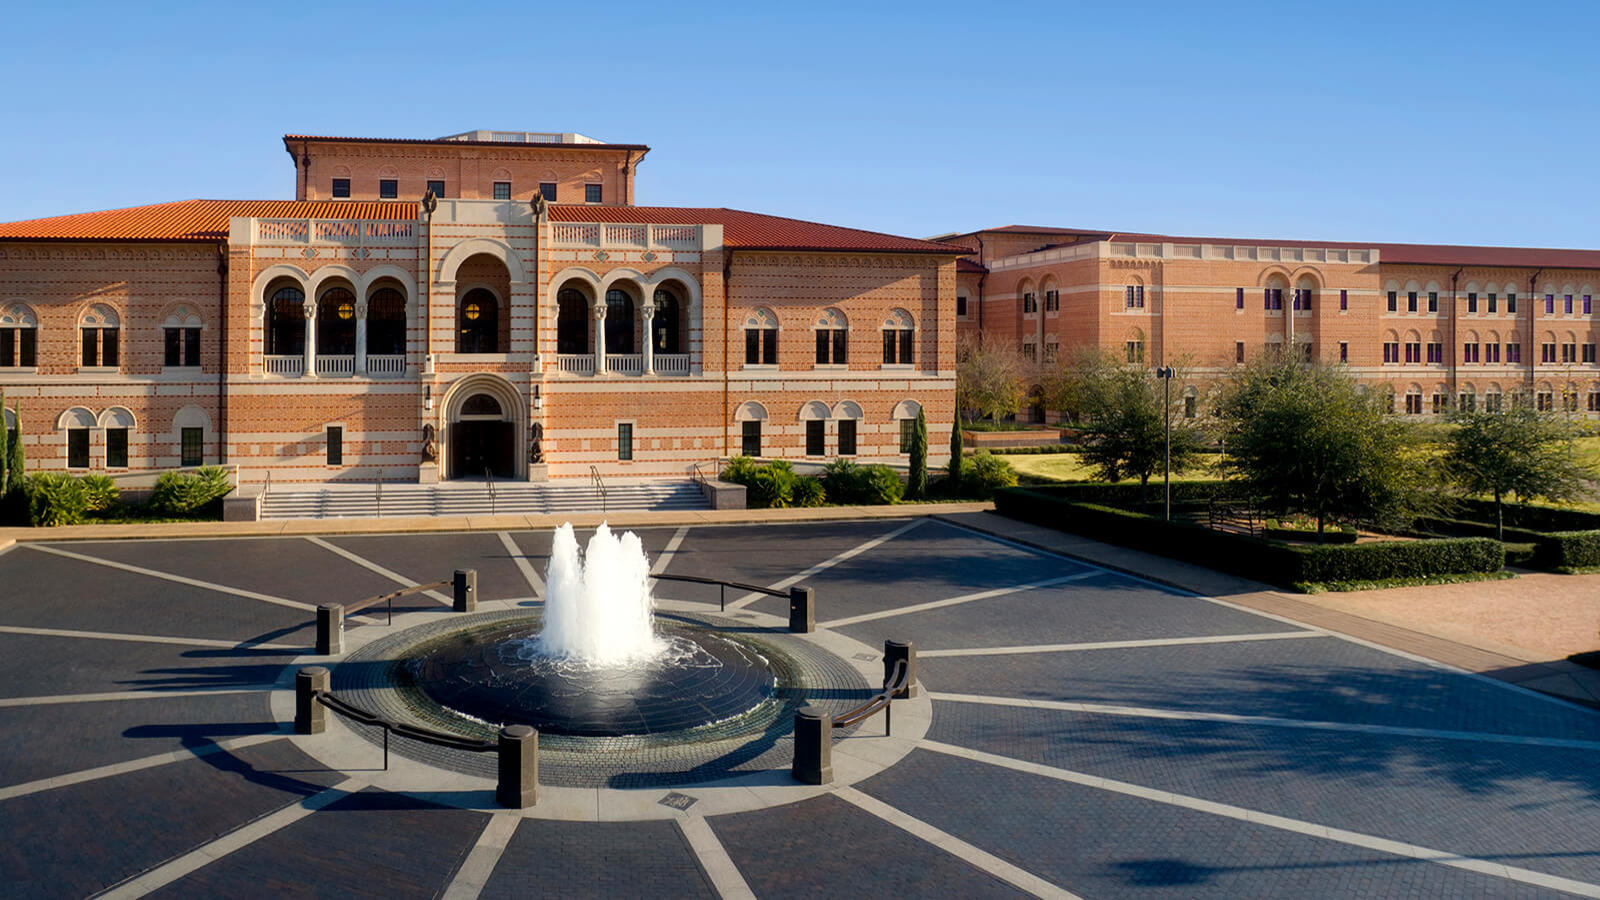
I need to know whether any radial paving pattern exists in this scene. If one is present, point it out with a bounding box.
[0,518,1597,898]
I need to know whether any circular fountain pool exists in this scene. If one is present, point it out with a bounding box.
[403,618,779,737]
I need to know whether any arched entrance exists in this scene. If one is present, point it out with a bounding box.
[441,374,524,480]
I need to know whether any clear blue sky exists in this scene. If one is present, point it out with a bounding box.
[4,1,1597,248]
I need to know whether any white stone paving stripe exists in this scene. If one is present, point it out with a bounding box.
[920,740,1600,898]
[0,624,301,652]
[103,776,366,898]
[726,519,926,609]
[920,631,1322,658]
[304,536,454,605]
[24,544,315,612]
[820,572,1097,628]
[0,687,271,709]
[652,525,692,576]
[498,531,545,598]
[678,816,756,900]
[930,692,1600,752]
[441,813,522,900]
[833,786,1078,899]
[0,733,284,803]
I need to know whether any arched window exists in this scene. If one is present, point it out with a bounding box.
[1294,276,1316,311]
[1264,275,1286,311]
[99,407,135,468]
[744,309,778,366]
[174,406,210,467]
[1458,383,1477,413]
[832,400,863,456]
[652,288,681,353]
[815,308,848,366]
[557,288,589,355]
[80,304,120,369]
[317,287,357,356]
[800,400,831,456]
[266,285,305,356]
[882,309,915,366]
[162,306,204,368]
[58,407,95,469]
[605,288,635,354]
[1404,385,1424,415]
[735,401,768,457]
[1,304,39,368]
[461,393,503,417]
[458,288,499,354]
[1485,383,1504,412]
[367,287,406,357]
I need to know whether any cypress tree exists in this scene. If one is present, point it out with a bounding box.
[6,403,22,498]
[947,408,964,492]
[908,408,928,500]
[0,390,8,497]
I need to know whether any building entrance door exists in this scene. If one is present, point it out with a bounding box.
[450,420,514,479]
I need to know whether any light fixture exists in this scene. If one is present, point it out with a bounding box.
[425,385,433,411]
[534,385,543,409]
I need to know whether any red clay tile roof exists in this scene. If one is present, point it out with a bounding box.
[957,258,988,273]
[0,199,418,242]
[549,206,967,254]
[284,134,650,152]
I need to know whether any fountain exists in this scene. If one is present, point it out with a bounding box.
[402,523,780,737]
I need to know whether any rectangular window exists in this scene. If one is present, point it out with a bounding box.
[956,295,967,317]
[426,179,445,197]
[67,429,89,468]
[832,329,847,365]
[1463,342,1479,363]
[617,423,633,461]
[900,418,915,453]
[1125,341,1144,363]
[1546,294,1556,314]
[1586,295,1594,314]
[1433,393,1447,414]
[0,329,11,367]
[326,426,343,466]
[1383,342,1399,363]
[805,419,825,456]
[1542,343,1557,363]
[1507,343,1521,364]
[164,328,182,366]
[1405,342,1420,363]
[1183,395,1196,418]
[82,327,97,367]
[106,428,128,468]
[745,330,759,365]
[1044,341,1058,363]
[1339,341,1348,363]
[838,419,857,456]
[1406,394,1423,415]
[1488,292,1498,313]
[1339,289,1348,311]
[899,329,914,365]
[493,181,511,200]
[1235,341,1245,364]
[1460,393,1476,413]
[1428,291,1438,312]
[1293,289,1312,311]
[1125,286,1144,309]
[763,328,777,365]
[1486,393,1503,412]
[1508,292,1518,313]
[1590,392,1600,412]
[584,183,602,203]
[332,178,350,198]
[1426,342,1443,364]
[1585,343,1596,364]
[1387,290,1398,312]
[1565,294,1574,314]
[1486,343,1500,363]
[184,327,200,366]
[1236,287,1244,310]
[1022,342,1037,362]
[539,182,557,202]
[1467,292,1478,313]
[882,330,896,365]
[815,330,829,364]
[102,328,118,367]
[1537,391,1553,411]
[181,427,203,466]
[379,179,398,199]
[1562,343,1577,364]
[741,420,761,458]
[1407,291,1418,312]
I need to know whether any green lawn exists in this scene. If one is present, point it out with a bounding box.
[995,451,1226,484]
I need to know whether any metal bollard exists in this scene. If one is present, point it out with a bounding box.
[788,585,815,634]
[884,640,918,699]
[316,604,344,656]
[497,725,539,808]
[295,667,329,735]
[453,568,478,613]
[791,706,833,784]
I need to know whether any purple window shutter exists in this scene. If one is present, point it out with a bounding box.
[1586,295,1593,314]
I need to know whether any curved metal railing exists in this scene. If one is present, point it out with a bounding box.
[344,579,451,626]
[314,689,495,769]
[651,572,787,611]
[833,659,908,735]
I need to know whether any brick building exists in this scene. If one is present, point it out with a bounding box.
[943,225,1600,419]
[0,130,962,485]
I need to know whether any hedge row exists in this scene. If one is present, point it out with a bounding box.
[1416,515,1600,571]
[1010,480,1234,507]
[994,488,1502,589]
[1451,498,1600,532]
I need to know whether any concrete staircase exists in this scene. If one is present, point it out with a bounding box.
[259,479,708,520]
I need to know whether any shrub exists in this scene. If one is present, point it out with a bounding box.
[1451,498,1600,533]
[80,474,119,513]
[792,476,826,508]
[1537,531,1600,571]
[962,451,1018,498]
[721,456,759,486]
[148,466,233,516]
[26,473,88,527]
[745,460,798,509]
[862,465,904,504]
[821,459,869,504]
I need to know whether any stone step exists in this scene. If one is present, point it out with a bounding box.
[259,480,708,520]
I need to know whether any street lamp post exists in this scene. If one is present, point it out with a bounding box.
[1155,366,1175,521]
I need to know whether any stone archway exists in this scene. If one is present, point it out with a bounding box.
[440,374,525,480]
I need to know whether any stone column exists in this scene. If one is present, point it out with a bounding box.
[883,639,918,699]
[303,301,318,378]
[791,707,832,784]
[641,303,656,375]
[453,568,477,612]
[316,604,344,655]
[497,725,539,807]
[593,304,608,374]
[354,300,368,375]
[294,666,329,734]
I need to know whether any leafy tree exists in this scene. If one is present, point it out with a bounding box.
[1442,406,1595,540]
[907,407,928,499]
[947,408,964,491]
[5,402,22,499]
[1073,351,1203,502]
[1217,359,1431,536]
[0,390,8,498]
[955,335,1025,423]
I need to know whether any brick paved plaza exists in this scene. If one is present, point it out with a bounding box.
[1,517,1597,898]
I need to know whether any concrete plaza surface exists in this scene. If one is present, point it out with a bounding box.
[0,516,1597,897]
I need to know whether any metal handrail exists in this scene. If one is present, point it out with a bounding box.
[485,467,496,516]
[314,689,495,770]
[344,579,451,625]
[263,470,271,497]
[832,659,908,735]
[589,465,606,514]
[651,572,789,611]
[375,469,383,519]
